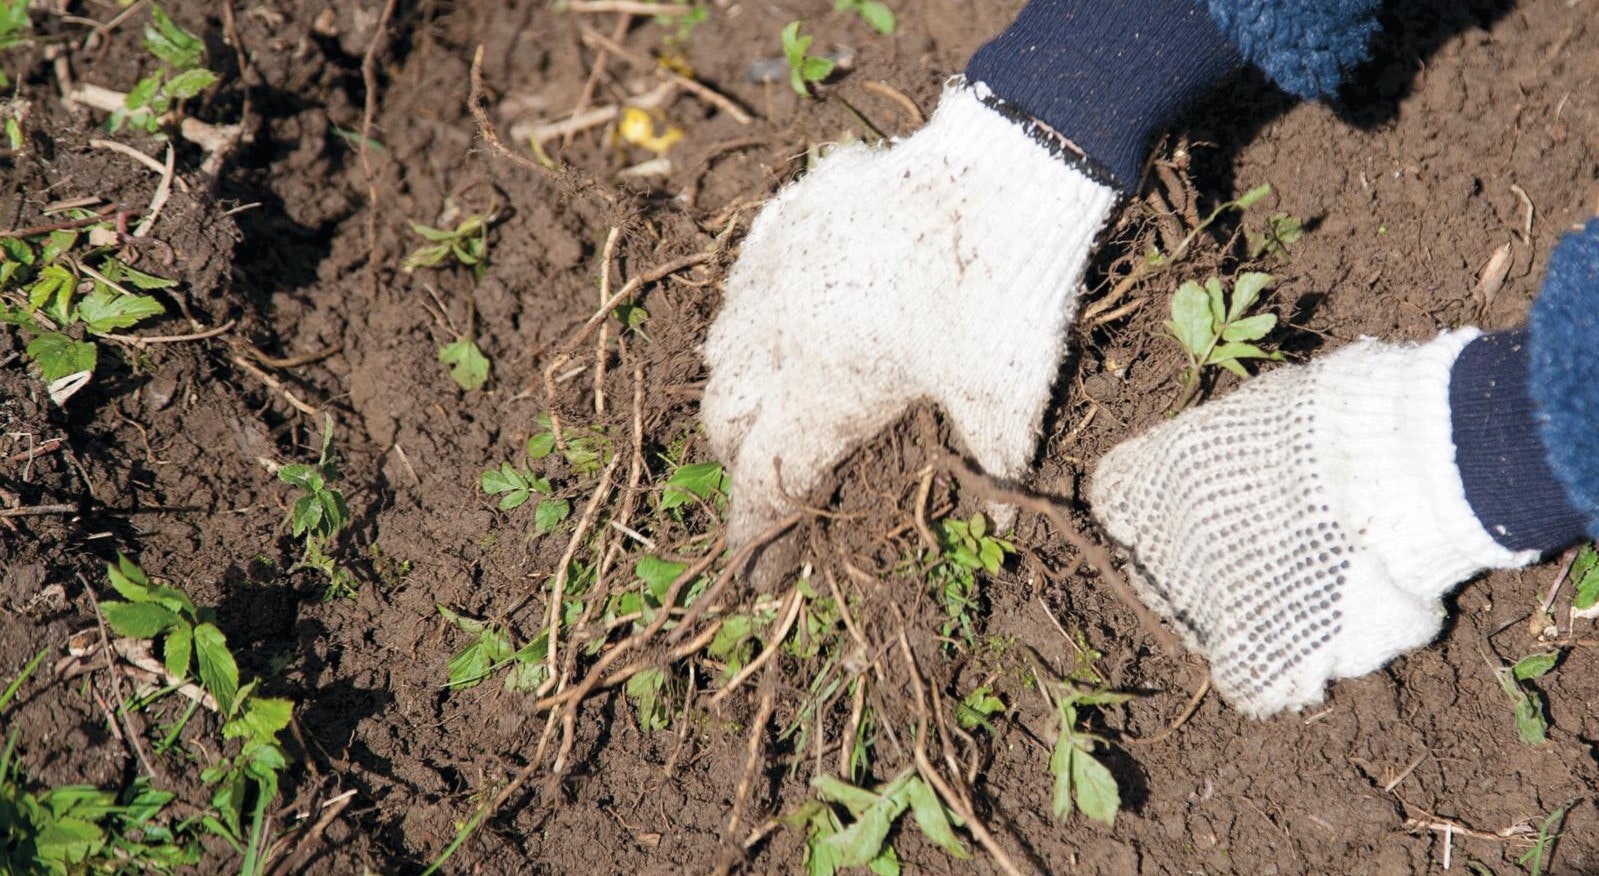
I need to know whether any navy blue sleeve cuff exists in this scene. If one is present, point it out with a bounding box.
[965,0,1242,193]
[1451,329,1588,554]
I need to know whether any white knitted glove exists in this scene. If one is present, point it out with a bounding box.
[703,84,1118,545]
[1090,331,1539,716]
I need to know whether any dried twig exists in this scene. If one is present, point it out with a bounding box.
[359,0,400,299]
[579,27,753,124]
[593,226,621,415]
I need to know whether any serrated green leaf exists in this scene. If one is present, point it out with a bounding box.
[439,337,490,391]
[1167,280,1213,358]
[162,67,216,100]
[802,57,835,81]
[104,259,178,290]
[534,498,570,533]
[660,461,728,511]
[1229,272,1275,319]
[145,5,205,70]
[1232,182,1273,210]
[527,431,556,459]
[636,555,689,603]
[901,777,969,859]
[26,333,97,383]
[1071,744,1120,826]
[101,601,182,639]
[438,605,490,636]
[955,686,1005,730]
[79,286,165,334]
[1220,312,1277,343]
[193,622,239,714]
[625,666,670,731]
[107,554,152,601]
[446,640,492,689]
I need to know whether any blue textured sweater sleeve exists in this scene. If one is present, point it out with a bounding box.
[1205,0,1381,100]
[1529,217,1599,539]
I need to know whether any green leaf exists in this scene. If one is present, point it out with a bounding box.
[101,601,182,639]
[236,696,293,740]
[1166,280,1213,358]
[1050,728,1077,823]
[660,461,728,511]
[527,431,557,459]
[1070,744,1121,827]
[534,498,570,533]
[193,622,240,714]
[28,264,76,317]
[163,620,193,679]
[1207,341,1279,364]
[1512,650,1560,681]
[144,4,205,70]
[636,555,689,604]
[781,21,807,63]
[955,686,1005,731]
[1514,690,1548,746]
[802,57,836,81]
[1228,272,1275,320]
[103,260,178,290]
[1571,545,1599,610]
[1232,182,1273,210]
[162,67,216,100]
[625,666,670,731]
[1219,312,1277,343]
[26,333,97,383]
[851,0,896,34]
[439,337,490,391]
[901,777,969,859]
[107,554,153,602]
[79,286,165,334]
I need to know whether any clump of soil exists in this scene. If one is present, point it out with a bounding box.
[2,0,1597,873]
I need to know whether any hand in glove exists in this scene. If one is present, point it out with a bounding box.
[702,83,1118,545]
[702,0,1381,546]
[1090,218,1599,716]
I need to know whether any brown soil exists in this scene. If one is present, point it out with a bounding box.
[3,0,1597,873]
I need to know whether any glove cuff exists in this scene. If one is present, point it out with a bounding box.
[1320,331,1538,599]
[1451,329,1589,552]
[965,0,1242,194]
[1530,216,1599,541]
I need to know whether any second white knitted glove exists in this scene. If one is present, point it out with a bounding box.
[703,84,1118,545]
[1090,331,1539,715]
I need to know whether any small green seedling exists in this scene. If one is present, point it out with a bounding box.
[1519,802,1571,876]
[111,5,218,134]
[653,0,708,45]
[277,421,356,600]
[785,770,969,876]
[1049,684,1132,828]
[1166,271,1283,413]
[0,0,30,51]
[1,222,174,402]
[527,413,613,477]
[98,556,294,875]
[658,459,729,518]
[481,463,571,532]
[438,607,549,693]
[438,337,490,391]
[834,0,895,34]
[1247,211,1304,260]
[1496,650,1559,746]
[955,686,1006,733]
[402,210,496,282]
[927,513,1014,648]
[781,21,835,97]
